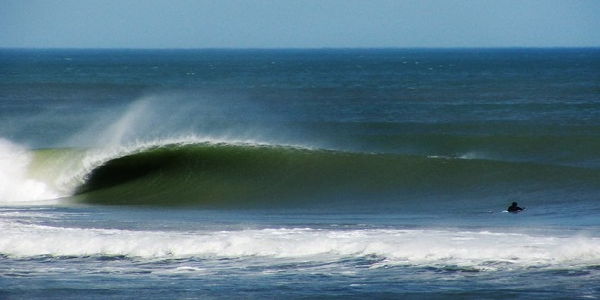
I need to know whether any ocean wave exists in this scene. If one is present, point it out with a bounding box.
[1,218,599,271]
[3,137,600,206]
[0,136,301,203]
[73,142,600,206]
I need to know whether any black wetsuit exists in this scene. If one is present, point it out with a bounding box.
[507,204,523,213]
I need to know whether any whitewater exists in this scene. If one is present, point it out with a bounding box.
[1,48,600,299]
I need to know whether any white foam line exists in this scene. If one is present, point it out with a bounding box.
[1,221,599,271]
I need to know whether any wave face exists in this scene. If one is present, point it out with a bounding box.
[69,142,600,207]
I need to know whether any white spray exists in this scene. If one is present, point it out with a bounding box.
[0,95,310,204]
[0,138,59,203]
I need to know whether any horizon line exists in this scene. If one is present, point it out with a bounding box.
[1,46,600,51]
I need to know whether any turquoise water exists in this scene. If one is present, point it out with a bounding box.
[1,49,600,298]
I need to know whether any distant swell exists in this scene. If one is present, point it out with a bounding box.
[72,143,600,207]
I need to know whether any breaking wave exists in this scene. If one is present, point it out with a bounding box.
[2,136,599,207]
[1,215,599,271]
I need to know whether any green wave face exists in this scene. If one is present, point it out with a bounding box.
[72,143,600,207]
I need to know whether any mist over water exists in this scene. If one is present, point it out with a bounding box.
[1,49,600,298]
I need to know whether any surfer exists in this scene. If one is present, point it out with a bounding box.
[507,202,524,213]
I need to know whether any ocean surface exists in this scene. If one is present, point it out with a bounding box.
[1,48,600,299]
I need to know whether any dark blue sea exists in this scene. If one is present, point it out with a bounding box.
[1,48,600,299]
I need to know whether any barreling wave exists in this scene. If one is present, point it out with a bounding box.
[67,141,600,207]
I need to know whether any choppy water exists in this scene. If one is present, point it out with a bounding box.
[1,48,600,299]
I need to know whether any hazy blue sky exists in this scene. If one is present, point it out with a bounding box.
[1,0,599,48]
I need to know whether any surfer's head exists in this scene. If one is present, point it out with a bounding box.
[511,202,518,206]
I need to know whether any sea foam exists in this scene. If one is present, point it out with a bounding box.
[0,139,59,203]
[1,215,599,271]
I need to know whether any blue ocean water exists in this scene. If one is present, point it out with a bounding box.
[1,48,600,299]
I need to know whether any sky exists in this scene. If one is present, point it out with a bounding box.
[1,0,599,49]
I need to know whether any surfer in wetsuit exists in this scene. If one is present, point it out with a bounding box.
[507,202,523,213]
